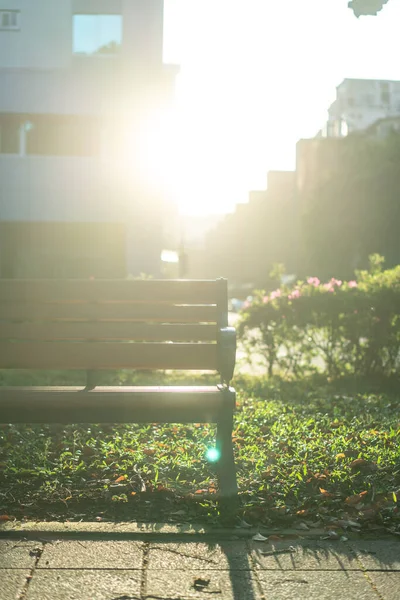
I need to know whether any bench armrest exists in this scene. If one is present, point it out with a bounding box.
[218,327,236,384]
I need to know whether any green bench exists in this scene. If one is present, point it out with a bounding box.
[0,278,238,497]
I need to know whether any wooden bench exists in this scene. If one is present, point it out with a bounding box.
[0,278,238,497]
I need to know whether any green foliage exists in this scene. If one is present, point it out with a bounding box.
[349,0,390,18]
[1,377,399,530]
[239,257,400,379]
[300,135,400,280]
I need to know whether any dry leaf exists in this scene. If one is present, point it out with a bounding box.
[0,515,11,521]
[114,475,126,483]
[336,453,346,460]
[319,488,334,498]
[345,491,368,505]
[143,449,156,456]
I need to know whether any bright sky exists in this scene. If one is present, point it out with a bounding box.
[161,0,400,215]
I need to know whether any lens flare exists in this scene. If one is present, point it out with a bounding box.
[205,447,220,463]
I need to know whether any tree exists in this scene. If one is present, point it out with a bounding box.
[348,0,390,18]
[300,133,400,280]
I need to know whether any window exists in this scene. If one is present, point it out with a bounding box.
[73,14,122,55]
[0,10,20,30]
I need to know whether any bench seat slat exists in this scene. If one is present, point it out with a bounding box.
[0,342,218,370]
[0,280,219,305]
[0,386,233,424]
[0,303,218,322]
[0,322,218,342]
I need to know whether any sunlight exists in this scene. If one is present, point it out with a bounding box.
[162,0,400,215]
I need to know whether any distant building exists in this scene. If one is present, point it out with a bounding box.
[0,0,178,279]
[201,171,297,287]
[322,78,400,138]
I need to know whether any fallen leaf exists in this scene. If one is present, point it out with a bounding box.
[114,475,126,483]
[143,449,156,456]
[193,578,210,591]
[296,522,310,531]
[322,530,339,540]
[319,488,334,498]
[336,453,346,460]
[236,519,252,529]
[345,491,368,505]
[0,515,11,521]
[131,491,137,496]
[268,535,282,541]
[252,533,268,542]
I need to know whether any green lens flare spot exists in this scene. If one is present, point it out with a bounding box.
[205,447,220,463]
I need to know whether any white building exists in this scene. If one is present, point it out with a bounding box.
[0,0,178,279]
[322,78,400,137]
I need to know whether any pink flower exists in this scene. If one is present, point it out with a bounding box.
[348,280,358,288]
[288,289,301,300]
[323,283,334,292]
[262,296,269,304]
[270,289,282,300]
[330,278,342,287]
[243,300,251,309]
[307,277,320,287]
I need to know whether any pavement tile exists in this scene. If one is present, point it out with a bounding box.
[145,569,262,599]
[351,541,400,571]
[0,569,30,600]
[251,540,359,571]
[368,571,400,600]
[147,541,251,570]
[38,540,143,569]
[0,540,40,569]
[257,570,377,599]
[25,569,141,600]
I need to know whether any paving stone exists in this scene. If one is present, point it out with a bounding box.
[0,540,40,569]
[0,569,30,599]
[147,541,250,570]
[145,569,262,599]
[25,569,141,600]
[368,571,400,600]
[257,570,377,599]
[251,540,359,571]
[351,541,400,571]
[38,540,143,569]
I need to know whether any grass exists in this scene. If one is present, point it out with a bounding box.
[0,373,399,533]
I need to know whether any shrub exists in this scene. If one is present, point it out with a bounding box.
[238,256,400,379]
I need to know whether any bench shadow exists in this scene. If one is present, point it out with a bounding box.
[5,531,397,600]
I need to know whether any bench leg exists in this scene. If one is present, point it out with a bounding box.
[216,408,238,498]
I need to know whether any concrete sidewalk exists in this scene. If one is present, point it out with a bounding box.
[1,525,399,599]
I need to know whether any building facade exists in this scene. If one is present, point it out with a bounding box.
[0,0,178,278]
[323,78,400,138]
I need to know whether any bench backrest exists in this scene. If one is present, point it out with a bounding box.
[0,279,230,373]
